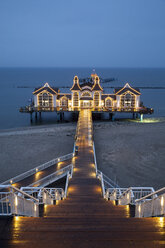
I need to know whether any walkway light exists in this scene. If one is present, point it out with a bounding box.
[36,168,38,172]
[34,204,37,212]
[127,193,129,200]
[161,196,164,207]
[15,196,18,206]
[10,180,13,184]
[138,205,141,213]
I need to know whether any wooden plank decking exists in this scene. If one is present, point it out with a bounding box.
[0,109,164,247]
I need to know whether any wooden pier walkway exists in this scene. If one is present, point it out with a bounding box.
[12,158,72,188]
[0,109,165,247]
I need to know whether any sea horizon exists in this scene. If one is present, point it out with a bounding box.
[0,67,165,130]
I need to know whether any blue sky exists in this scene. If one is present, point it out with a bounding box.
[0,0,165,67]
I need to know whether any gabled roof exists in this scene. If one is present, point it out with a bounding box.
[80,82,93,88]
[81,85,92,91]
[92,83,103,91]
[57,94,71,100]
[70,84,81,91]
[102,94,116,100]
[33,83,58,95]
[114,83,141,95]
[92,77,103,91]
[70,76,81,91]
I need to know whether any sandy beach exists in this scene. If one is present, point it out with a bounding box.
[0,123,76,183]
[94,118,165,190]
[0,118,165,191]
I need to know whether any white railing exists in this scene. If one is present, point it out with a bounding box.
[29,164,73,188]
[135,187,165,217]
[1,153,74,186]
[93,142,97,173]
[97,170,119,189]
[64,165,73,198]
[96,170,118,199]
[106,188,128,201]
[99,171,105,198]
[0,185,39,217]
[20,187,65,204]
[96,170,119,198]
[117,187,155,205]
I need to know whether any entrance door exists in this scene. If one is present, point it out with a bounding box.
[82,100,92,108]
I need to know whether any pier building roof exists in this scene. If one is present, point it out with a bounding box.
[33,83,58,95]
[101,94,116,100]
[57,94,71,100]
[114,83,141,95]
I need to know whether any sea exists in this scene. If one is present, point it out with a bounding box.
[0,67,165,130]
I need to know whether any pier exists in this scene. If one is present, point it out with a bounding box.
[0,109,165,247]
[19,74,154,122]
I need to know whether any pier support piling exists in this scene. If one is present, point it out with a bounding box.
[35,112,38,121]
[30,113,33,123]
[112,114,115,121]
[109,113,115,121]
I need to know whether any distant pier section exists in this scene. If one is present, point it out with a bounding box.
[20,72,153,121]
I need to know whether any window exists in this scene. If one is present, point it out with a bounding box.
[73,92,79,107]
[105,98,112,107]
[81,91,91,97]
[38,92,53,107]
[94,92,100,107]
[120,93,135,108]
[60,97,68,107]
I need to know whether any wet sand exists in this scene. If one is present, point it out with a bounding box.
[0,123,76,183]
[94,118,165,190]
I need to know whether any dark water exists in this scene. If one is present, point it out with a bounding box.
[0,67,165,130]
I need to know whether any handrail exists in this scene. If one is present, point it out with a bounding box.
[0,185,39,217]
[29,164,73,187]
[64,172,70,198]
[117,187,132,199]
[1,153,74,185]
[93,142,97,173]
[0,185,39,203]
[118,187,155,200]
[135,187,165,203]
[97,170,120,188]
[20,187,65,202]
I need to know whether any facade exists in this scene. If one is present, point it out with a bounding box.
[33,73,141,112]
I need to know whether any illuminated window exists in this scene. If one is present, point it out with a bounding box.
[94,92,99,107]
[105,98,112,107]
[60,97,68,107]
[73,92,79,107]
[121,93,135,108]
[38,92,53,107]
[81,91,91,97]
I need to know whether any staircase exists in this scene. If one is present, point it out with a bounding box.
[0,109,165,248]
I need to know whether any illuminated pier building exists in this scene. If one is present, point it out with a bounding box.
[20,72,153,120]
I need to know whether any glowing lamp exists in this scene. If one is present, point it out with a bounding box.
[15,196,18,206]
[161,196,164,207]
